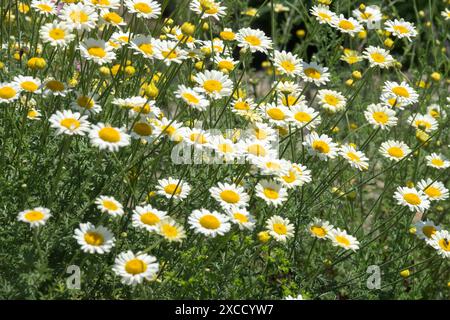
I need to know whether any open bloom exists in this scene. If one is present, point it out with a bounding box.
[125,0,161,19]
[80,39,116,65]
[89,123,130,152]
[394,186,430,213]
[426,230,450,259]
[209,182,250,210]
[364,103,398,129]
[236,27,272,53]
[265,215,294,242]
[40,21,75,47]
[385,19,417,41]
[49,110,90,136]
[194,70,233,100]
[327,228,360,251]
[74,222,115,254]
[17,207,51,228]
[303,132,338,160]
[188,209,230,237]
[113,251,159,285]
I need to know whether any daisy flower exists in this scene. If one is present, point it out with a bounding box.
[189,0,227,20]
[95,195,124,217]
[188,209,231,237]
[427,104,446,119]
[220,28,236,41]
[317,89,346,113]
[379,140,411,162]
[278,163,312,188]
[289,104,321,129]
[209,182,250,210]
[194,70,233,99]
[157,218,186,242]
[236,27,272,54]
[0,82,20,104]
[364,103,398,129]
[252,157,290,177]
[385,19,418,42]
[71,93,102,114]
[214,55,237,73]
[80,39,116,65]
[261,103,292,127]
[426,230,450,259]
[209,135,240,163]
[112,251,159,285]
[231,98,256,115]
[125,0,161,19]
[43,79,70,97]
[417,179,449,202]
[156,177,191,200]
[382,81,419,106]
[225,207,255,231]
[31,0,56,16]
[394,186,430,213]
[301,62,330,86]
[426,153,450,170]
[74,222,115,254]
[407,114,438,133]
[175,85,209,111]
[352,5,382,25]
[179,127,211,149]
[154,40,188,65]
[340,49,363,65]
[331,15,363,36]
[49,110,90,136]
[89,123,130,152]
[153,118,184,142]
[255,180,288,207]
[441,8,450,21]
[17,207,51,228]
[414,219,441,240]
[132,204,167,232]
[40,21,75,47]
[265,215,294,242]
[364,46,394,69]
[310,5,335,25]
[249,122,278,142]
[61,3,98,31]
[100,9,126,27]
[303,132,338,160]
[308,218,333,240]
[239,138,276,160]
[327,228,360,251]
[110,31,132,47]
[339,144,369,171]
[86,0,121,10]
[273,50,303,77]
[13,76,41,94]
[27,108,42,120]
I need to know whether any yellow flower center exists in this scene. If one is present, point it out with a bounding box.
[247,144,266,156]
[218,143,232,153]
[218,60,234,71]
[346,152,360,162]
[125,259,147,275]
[88,47,106,58]
[24,210,44,221]
[220,190,240,203]
[392,86,410,98]
[311,226,327,237]
[312,140,330,154]
[335,235,350,246]
[281,95,297,107]
[318,12,331,21]
[77,96,94,109]
[280,60,296,73]
[267,108,285,120]
[339,20,355,30]
[21,81,38,92]
[138,43,153,55]
[403,193,421,205]
[304,67,321,79]
[199,214,221,229]
[254,128,267,140]
[140,212,160,225]
[244,35,262,46]
[422,226,436,239]
[133,122,152,136]
[103,200,118,211]
[294,111,312,123]
[60,118,81,131]
[324,94,339,106]
[372,111,388,124]
[37,4,52,12]
[393,25,409,34]
[431,158,444,167]
[134,2,153,14]
[0,86,16,99]
[69,10,89,23]
[387,146,404,158]
[220,31,235,41]
[438,238,450,252]
[203,79,222,93]
[273,223,287,235]
[84,231,104,246]
[233,213,248,223]
[415,120,431,130]
[98,127,121,143]
[161,224,178,238]
[370,53,386,63]
[234,101,250,110]
[46,80,64,91]
[182,92,199,104]
[263,188,279,200]
[162,50,178,59]
[92,0,111,5]
[190,133,207,144]
[103,12,122,24]
[282,171,296,183]
[424,186,441,198]
[164,183,181,195]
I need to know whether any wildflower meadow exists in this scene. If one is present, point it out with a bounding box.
[0,0,449,300]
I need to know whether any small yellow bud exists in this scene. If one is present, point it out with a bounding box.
[352,71,362,80]
[345,79,354,87]
[350,123,358,130]
[331,126,340,133]
[181,22,195,36]
[409,227,416,234]
[419,10,425,17]
[220,29,235,41]
[194,61,204,71]
[417,80,427,88]
[430,72,441,82]
[296,29,306,38]
[400,269,410,278]
[27,57,46,69]
[164,18,174,26]
[406,181,415,188]
[0,61,4,69]
[447,281,450,288]
[358,30,367,39]
[258,231,271,243]
[99,66,110,76]
[143,82,159,99]
[384,38,394,48]
[125,65,136,76]
[425,21,431,28]
[359,4,366,11]
[202,22,209,31]
[416,130,430,144]
[110,64,121,76]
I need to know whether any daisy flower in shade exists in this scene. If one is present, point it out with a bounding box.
[327,228,360,251]
[95,196,124,217]
[113,251,159,285]
[214,55,237,73]
[194,70,233,100]
[176,85,209,111]
[352,5,382,25]
[261,103,291,127]
[157,218,186,242]
[317,89,346,113]
[340,49,363,65]
[99,9,126,28]
[132,204,167,233]
[255,180,288,207]
[339,144,369,171]
[426,153,450,170]
[43,79,70,97]
[379,140,411,162]
[303,132,338,160]
[189,0,227,20]
[49,110,90,136]
[71,92,102,114]
[180,127,211,149]
[0,82,20,104]
[17,207,51,228]
[407,114,438,133]
[236,27,272,54]
[385,19,417,42]
[272,50,303,77]
[209,182,250,210]
[394,186,430,213]
[278,163,312,189]
[125,0,161,19]
[301,62,330,86]
[225,207,255,231]
[154,40,188,66]
[13,76,41,94]
[363,46,394,69]
[310,5,335,25]
[188,209,231,237]
[40,21,75,47]
[231,98,256,115]
[74,222,115,254]
[252,157,290,177]
[31,0,56,16]
[130,120,154,142]
[156,177,191,200]
[80,39,116,65]
[289,104,321,130]
[86,0,121,10]
[414,219,441,240]
[364,103,398,130]
[110,31,132,47]
[441,8,450,21]
[27,108,42,120]
[249,122,278,143]
[89,123,130,152]
[426,230,450,259]
[382,81,419,106]
[331,15,363,36]
[265,215,294,242]
[426,104,446,119]
[417,179,449,202]
[61,3,98,31]
[308,218,334,240]
[153,117,184,142]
